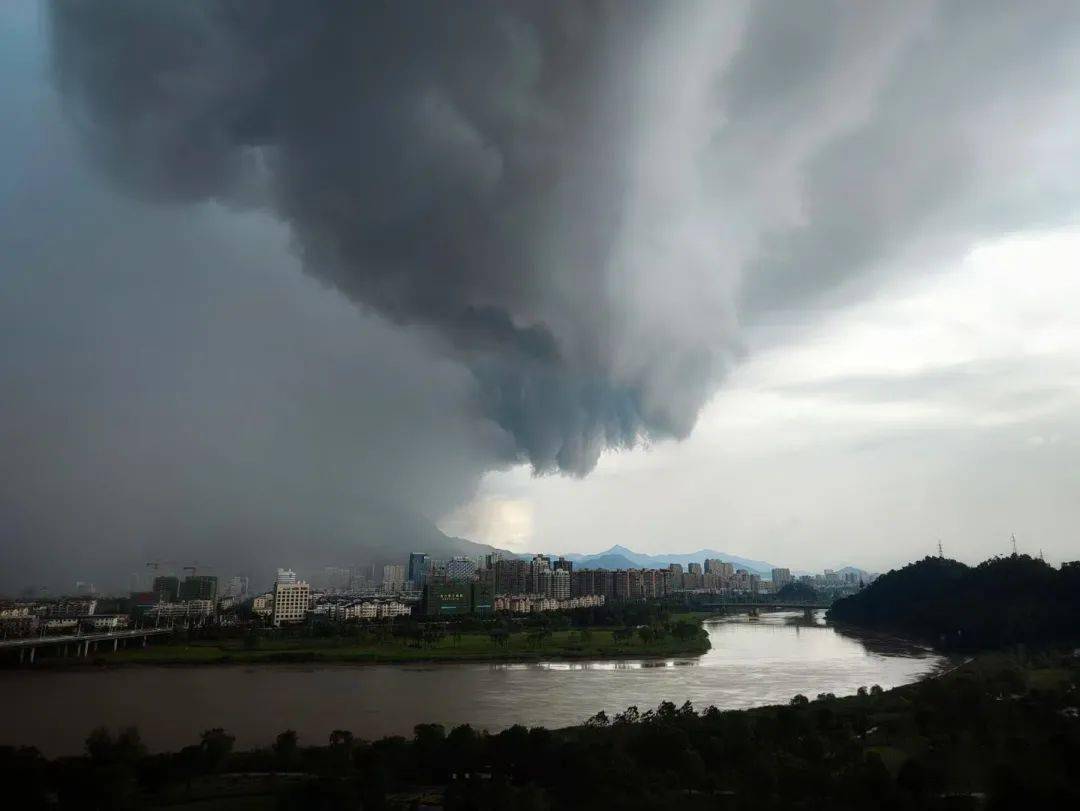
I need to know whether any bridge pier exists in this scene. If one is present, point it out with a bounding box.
[113,638,118,652]
[804,607,814,621]
[19,648,24,664]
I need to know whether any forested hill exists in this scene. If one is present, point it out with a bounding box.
[828,554,1080,649]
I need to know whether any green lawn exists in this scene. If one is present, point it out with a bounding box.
[102,626,710,666]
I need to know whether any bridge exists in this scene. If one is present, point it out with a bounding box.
[0,628,172,664]
[698,602,831,619]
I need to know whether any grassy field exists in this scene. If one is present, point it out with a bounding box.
[80,624,710,666]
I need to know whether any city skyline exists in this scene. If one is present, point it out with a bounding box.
[4,6,1079,804]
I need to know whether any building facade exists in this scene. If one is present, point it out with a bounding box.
[272,574,311,626]
[152,575,180,603]
[382,564,407,592]
[408,553,429,588]
[179,576,219,601]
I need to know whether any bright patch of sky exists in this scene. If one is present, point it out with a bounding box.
[443,227,1080,571]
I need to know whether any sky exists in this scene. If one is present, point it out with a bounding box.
[2,2,1079,591]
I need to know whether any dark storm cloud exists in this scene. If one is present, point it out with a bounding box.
[728,0,1080,317]
[50,1,1080,477]
[47,0,679,474]
[7,1,1080,588]
[0,141,505,590]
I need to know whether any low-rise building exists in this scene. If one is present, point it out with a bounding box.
[252,592,274,617]
[327,599,412,621]
[421,582,492,616]
[89,615,129,631]
[493,593,605,613]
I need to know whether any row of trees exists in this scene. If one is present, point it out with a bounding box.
[184,600,684,646]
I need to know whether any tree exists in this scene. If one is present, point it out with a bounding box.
[199,728,234,773]
[85,726,145,766]
[273,730,299,771]
[329,729,353,748]
[585,710,609,727]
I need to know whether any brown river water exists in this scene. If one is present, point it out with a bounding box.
[0,612,943,755]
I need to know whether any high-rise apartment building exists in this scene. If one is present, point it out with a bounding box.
[687,562,703,576]
[349,564,376,591]
[225,576,249,598]
[319,567,350,592]
[153,575,180,603]
[276,568,298,586]
[272,571,310,627]
[408,553,429,588]
[494,559,529,595]
[446,556,477,581]
[529,554,552,594]
[771,568,793,587]
[382,564,407,591]
[179,575,218,601]
[552,568,571,600]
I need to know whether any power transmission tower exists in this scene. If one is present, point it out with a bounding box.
[1011,533,1018,556]
[937,540,944,558]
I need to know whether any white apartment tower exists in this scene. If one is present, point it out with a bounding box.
[273,569,310,626]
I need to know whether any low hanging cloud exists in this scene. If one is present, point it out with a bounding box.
[48,0,738,475]
[7,1,1080,588]
[47,1,1080,475]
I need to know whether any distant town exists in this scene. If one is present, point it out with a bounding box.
[0,551,873,644]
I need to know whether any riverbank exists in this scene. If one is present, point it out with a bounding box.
[0,613,940,757]
[21,623,711,668]
[7,648,1076,808]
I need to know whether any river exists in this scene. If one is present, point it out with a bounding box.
[0,612,943,755]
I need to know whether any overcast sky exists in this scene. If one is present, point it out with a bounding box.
[2,2,1079,591]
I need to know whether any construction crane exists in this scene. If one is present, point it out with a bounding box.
[146,560,178,573]
[183,562,213,576]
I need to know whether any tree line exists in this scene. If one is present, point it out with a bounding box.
[828,554,1080,649]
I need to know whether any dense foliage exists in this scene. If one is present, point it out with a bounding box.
[5,653,1078,809]
[828,555,1080,649]
[774,581,825,603]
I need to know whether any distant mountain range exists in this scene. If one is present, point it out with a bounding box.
[529,544,782,577]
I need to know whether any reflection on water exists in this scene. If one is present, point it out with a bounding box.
[0,611,943,756]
